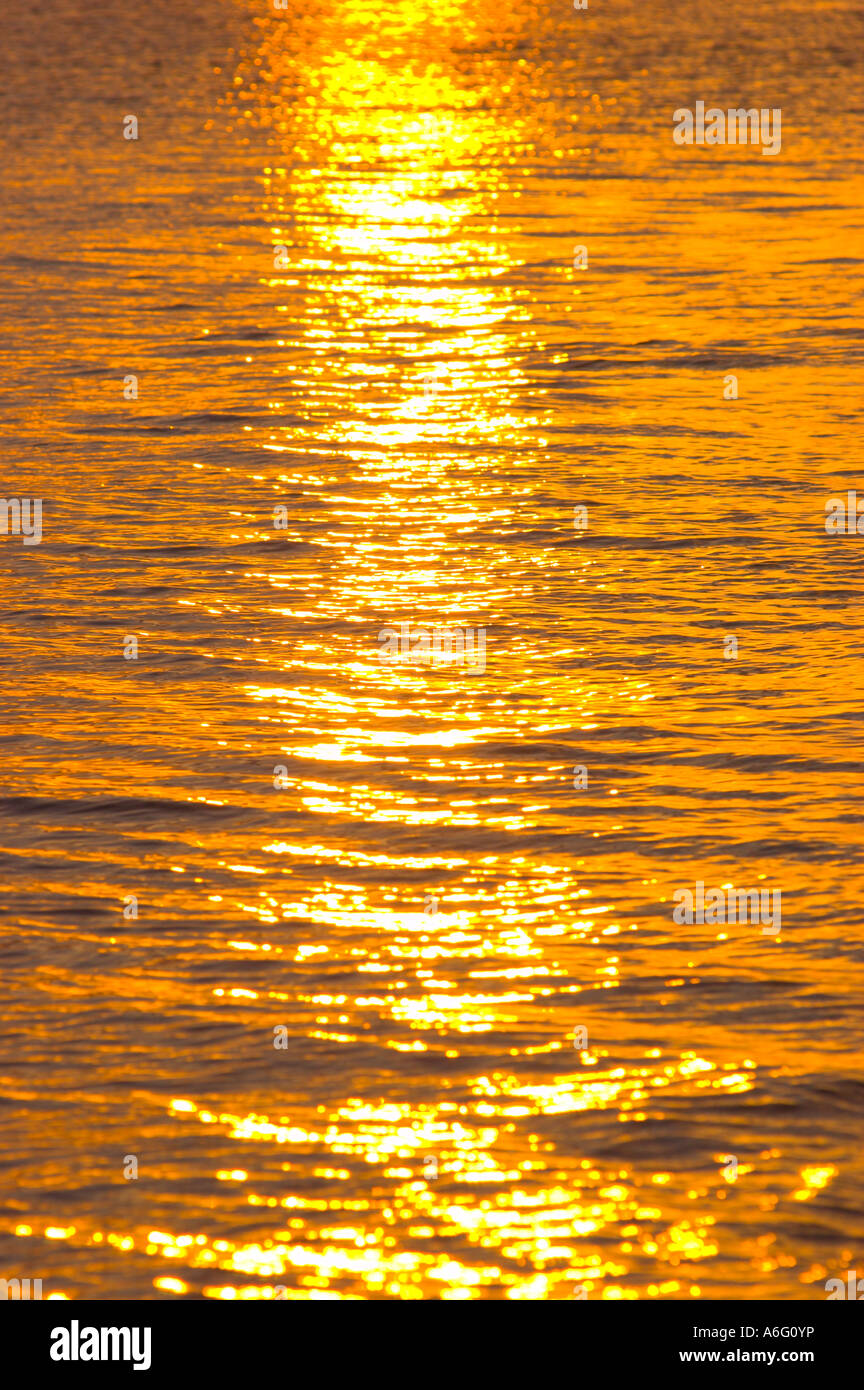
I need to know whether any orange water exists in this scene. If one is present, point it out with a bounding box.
[1,0,862,1300]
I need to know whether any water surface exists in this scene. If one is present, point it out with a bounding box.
[1,0,863,1300]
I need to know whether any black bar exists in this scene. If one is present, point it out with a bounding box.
[4,1296,857,1377]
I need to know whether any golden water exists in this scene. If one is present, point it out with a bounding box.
[1,0,862,1299]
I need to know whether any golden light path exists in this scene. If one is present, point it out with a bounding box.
[2,0,860,1304]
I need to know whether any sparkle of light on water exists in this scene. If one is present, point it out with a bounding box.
[1,0,862,1300]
